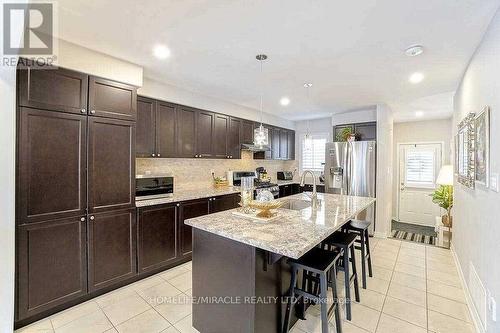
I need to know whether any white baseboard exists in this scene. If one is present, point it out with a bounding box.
[450,243,485,333]
[373,231,387,238]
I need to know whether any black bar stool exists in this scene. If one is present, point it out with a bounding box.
[283,247,342,333]
[344,219,373,289]
[322,232,360,321]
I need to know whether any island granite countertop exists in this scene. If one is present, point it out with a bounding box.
[185,192,375,259]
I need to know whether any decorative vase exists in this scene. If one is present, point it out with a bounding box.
[442,215,453,228]
[347,134,356,142]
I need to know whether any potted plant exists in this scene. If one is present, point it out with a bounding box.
[431,185,453,227]
[336,127,357,142]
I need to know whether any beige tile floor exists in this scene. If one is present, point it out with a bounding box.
[16,239,475,333]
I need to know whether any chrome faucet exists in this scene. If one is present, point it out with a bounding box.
[300,170,320,209]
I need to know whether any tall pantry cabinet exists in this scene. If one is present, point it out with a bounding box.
[15,62,137,325]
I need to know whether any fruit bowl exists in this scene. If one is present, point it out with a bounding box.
[248,200,283,218]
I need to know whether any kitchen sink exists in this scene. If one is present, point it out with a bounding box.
[281,199,312,211]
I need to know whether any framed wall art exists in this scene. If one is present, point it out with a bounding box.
[474,106,490,187]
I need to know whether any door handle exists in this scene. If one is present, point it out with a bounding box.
[400,185,406,191]
[89,215,95,220]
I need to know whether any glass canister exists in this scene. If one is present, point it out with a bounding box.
[240,176,254,213]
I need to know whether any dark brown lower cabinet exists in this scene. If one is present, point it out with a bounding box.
[88,208,137,292]
[17,217,87,320]
[210,193,240,213]
[137,204,178,274]
[178,199,210,258]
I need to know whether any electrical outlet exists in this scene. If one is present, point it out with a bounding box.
[490,173,499,192]
[210,169,215,177]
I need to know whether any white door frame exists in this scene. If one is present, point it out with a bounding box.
[396,141,445,222]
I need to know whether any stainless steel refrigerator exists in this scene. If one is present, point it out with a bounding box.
[324,141,376,234]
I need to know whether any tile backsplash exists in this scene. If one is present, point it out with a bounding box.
[136,151,299,188]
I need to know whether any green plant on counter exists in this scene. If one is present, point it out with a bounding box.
[431,185,453,227]
[336,127,356,142]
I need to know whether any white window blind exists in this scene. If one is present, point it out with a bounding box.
[405,148,436,187]
[301,134,327,172]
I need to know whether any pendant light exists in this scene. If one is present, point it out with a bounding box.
[254,54,269,148]
[303,82,313,151]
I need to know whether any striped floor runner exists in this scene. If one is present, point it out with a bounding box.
[391,229,436,245]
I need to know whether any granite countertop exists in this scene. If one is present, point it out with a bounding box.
[135,186,240,207]
[185,192,375,259]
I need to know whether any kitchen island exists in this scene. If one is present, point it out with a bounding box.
[185,192,375,333]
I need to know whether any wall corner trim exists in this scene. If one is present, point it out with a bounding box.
[450,243,485,333]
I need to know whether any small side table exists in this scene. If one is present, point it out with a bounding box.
[434,216,451,248]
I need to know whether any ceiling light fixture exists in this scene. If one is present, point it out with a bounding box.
[409,72,424,84]
[405,45,424,57]
[254,54,269,148]
[280,97,290,106]
[415,111,424,117]
[304,83,313,151]
[153,44,171,59]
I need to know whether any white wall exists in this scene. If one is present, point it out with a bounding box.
[331,108,377,126]
[139,77,295,130]
[375,104,394,237]
[55,39,143,86]
[453,9,500,332]
[391,119,452,218]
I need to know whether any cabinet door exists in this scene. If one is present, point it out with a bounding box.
[210,194,240,213]
[196,110,215,158]
[136,97,156,158]
[228,117,241,159]
[178,199,210,258]
[280,129,288,159]
[354,122,377,141]
[17,217,87,320]
[88,208,137,292]
[272,128,281,160]
[241,120,254,144]
[279,185,292,198]
[176,106,196,158]
[213,114,229,158]
[17,108,87,224]
[88,76,137,121]
[88,117,135,213]
[137,204,177,274]
[18,65,88,115]
[156,101,176,157]
[287,131,295,160]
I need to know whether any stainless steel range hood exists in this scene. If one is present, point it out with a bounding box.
[241,143,271,152]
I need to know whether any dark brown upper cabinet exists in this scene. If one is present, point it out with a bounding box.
[17,65,88,115]
[272,127,281,160]
[241,120,255,145]
[196,110,215,158]
[333,122,376,141]
[88,76,137,121]
[287,130,295,160]
[136,96,156,158]
[87,208,137,292]
[137,204,177,274]
[17,216,87,320]
[156,101,176,158]
[87,117,135,213]
[17,108,87,224]
[178,199,210,259]
[228,117,242,159]
[176,106,197,158]
[280,129,289,159]
[213,114,229,158]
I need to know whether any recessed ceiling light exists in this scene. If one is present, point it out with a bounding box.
[153,44,170,59]
[415,111,424,117]
[280,97,290,106]
[409,72,424,84]
[405,45,424,57]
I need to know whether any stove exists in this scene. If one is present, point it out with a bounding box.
[230,171,280,198]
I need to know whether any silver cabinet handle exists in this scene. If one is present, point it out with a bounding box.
[90,215,95,220]
[80,109,86,114]
[157,153,161,157]
[230,155,233,158]
[80,217,86,222]
[90,110,96,114]
[176,203,180,207]
[152,153,156,157]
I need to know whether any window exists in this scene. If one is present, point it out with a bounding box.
[300,133,328,172]
[404,146,439,188]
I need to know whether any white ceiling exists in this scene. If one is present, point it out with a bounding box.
[56,0,499,121]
